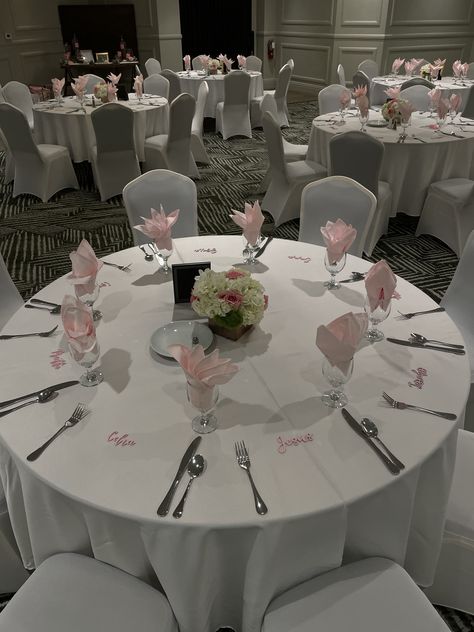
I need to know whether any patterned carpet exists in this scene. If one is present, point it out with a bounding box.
[0,101,470,630]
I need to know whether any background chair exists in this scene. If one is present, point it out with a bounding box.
[123,169,198,245]
[0,103,78,202]
[192,56,205,71]
[216,71,251,140]
[261,111,326,226]
[90,102,140,201]
[467,62,474,79]
[318,84,350,115]
[143,74,169,100]
[399,85,431,111]
[461,87,474,119]
[2,81,34,130]
[191,81,210,164]
[0,553,178,632]
[83,74,104,95]
[262,558,450,632]
[337,63,346,86]
[144,93,199,178]
[251,62,292,128]
[160,69,181,103]
[352,70,371,107]
[329,131,392,255]
[358,59,379,80]
[400,77,435,91]
[245,55,262,72]
[299,176,376,256]
[144,57,162,76]
[0,251,23,328]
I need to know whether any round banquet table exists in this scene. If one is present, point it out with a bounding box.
[0,236,470,632]
[33,95,169,162]
[177,70,264,117]
[371,74,472,106]
[307,110,474,216]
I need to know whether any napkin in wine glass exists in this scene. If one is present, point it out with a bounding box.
[61,295,97,356]
[237,55,247,69]
[384,86,401,100]
[51,77,65,97]
[437,98,450,119]
[428,88,442,107]
[133,73,144,98]
[183,54,191,71]
[320,219,357,264]
[404,60,417,75]
[450,93,462,113]
[68,239,103,294]
[364,259,398,312]
[398,100,415,123]
[453,60,462,77]
[107,72,121,85]
[316,312,368,374]
[199,55,210,68]
[134,206,180,251]
[230,201,264,246]
[339,89,351,109]
[391,58,405,73]
[107,83,117,102]
[71,75,88,98]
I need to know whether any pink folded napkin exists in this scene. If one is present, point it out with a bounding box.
[107,72,121,85]
[450,93,462,112]
[316,312,368,374]
[404,60,417,75]
[357,94,369,117]
[183,54,191,71]
[71,75,88,98]
[320,219,357,264]
[353,85,367,98]
[384,86,401,100]
[134,73,143,98]
[168,344,239,410]
[218,54,234,71]
[199,55,210,68]
[61,295,97,356]
[391,58,405,73]
[68,239,103,295]
[237,55,247,69]
[461,62,470,77]
[51,77,65,97]
[339,89,351,109]
[398,100,414,122]
[364,259,397,312]
[453,60,462,77]
[107,83,117,102]
[437,98,450,119]
[428,88,442,106]
[134,205,180,251]
[433,58,446,67]
[230,201,264,246]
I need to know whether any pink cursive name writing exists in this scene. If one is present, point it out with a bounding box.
[276,433,314,454]
[288,255,311,264]
[194,248,217,254]
[408,367,428,389]
[107,431,136,447]
[50,349,66,369]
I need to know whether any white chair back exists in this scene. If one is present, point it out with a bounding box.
[143,74,169,99]
[413,58,429,74]
[337,63,346,86]
[299,176,377,256]
[286,58,295,71]
[192,81,209,134]
[91,102,135,153]
[468,62,474,80]
[160,69,181,102]
[246,55,262,72]
[399,77,434,91]
[352,70,371,106]
[223,70,251,107]
[399,86,431,112]
[0,85,5,103]
[2,81,34,129]
[192,56,205,71]
[358,59,378,80]
[275,63,292,101]
[145,57,162,76]
[83,74,104,94]
[0,103,39,157]
[168,92,195,144]
[123,169,198,245]
[0,252,23,329]
[262,110,287,180]
[318,84,350,115]
[462,87,474,118]
[260,93,278,119]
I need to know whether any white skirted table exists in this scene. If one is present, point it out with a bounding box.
[0,236,469,632]
[307,110,474,216]
[371,74,472,105]
[33,96,169,162]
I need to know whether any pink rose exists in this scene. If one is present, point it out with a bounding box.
[264,294,269,310]
[218,290,244,309]
[226,269,246,280]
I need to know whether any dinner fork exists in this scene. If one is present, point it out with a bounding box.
[0,325,59,340]
[397,307,445,319]
[26,403,89,461]
[382,392,456,421]
[103,261,132,272]
[235,441,268,515]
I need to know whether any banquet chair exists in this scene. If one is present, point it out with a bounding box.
[84,74,104,95]
[0,103,78,202]
[2,81,34,130]
[90,102,140,201]
[416,179,474,257]
[192,56,205,71]
[329,131,392,255]
[0,86,13,183]
[413,58,429,74]
[160,69,181,103]
[337,63,346,86]
[261,557,450,632]
[318,84,350,115]
[145,57,162,76]
[299,176,376,256]
[143,73,170,100]
[358,59,379,81]
[468,62,474,80]
[144,93,199,178]
[216,70,252,140]
[123,169,198,245]
[246,55,263,72]
[251,62,292,128]
[0,251,23,328]
[399,77,435,91]
[352,70,371,106]
[261,111,326,226]
[461,87,474,119]
[0,553,179,632]
[399,85,431,111]
[191,81,210,164]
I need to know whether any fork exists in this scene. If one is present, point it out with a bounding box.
[382,392,457,421]
[103,261,132,272]
[397,307,445,319]
[26,403,89,461]
[0,325,59,340]
[235,441,268,515]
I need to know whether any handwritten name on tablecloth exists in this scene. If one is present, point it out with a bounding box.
[107,432,136,447]
[194,248,217,254]
[408,367,428,390]
[50,349,66,369]
[288,255,311,264]
[276,433,314,454]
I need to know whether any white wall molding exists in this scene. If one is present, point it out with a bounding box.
[281,0,335,27]
[281,41,331,84]
[341,0,384,27]
[389,0,473,27]
[268,31,474,41]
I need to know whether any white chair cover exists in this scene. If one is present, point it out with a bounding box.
[262,558,450,632]
[337,63,346,86]
[352,70,371,106]
[261,111,326,226]
[399,85,431,111]
[145,57,162,76]
[90,102,141,201]
[0,553,179,632]
[399,77,435,91]
[123,169,198,246]
[192,56,205,71]
[299,176,377,256]
[461,87,474,118]
[143,74,169,99]
[251,62,292,128]
[0,129,14,184]
[2,81,34,130]
[358,59,379,80]
[246,55,262,72]
[318,84,350,115]
[416,179,474,257]
[0,252,22,329]
[216,71,252,140]
[0,103,78,202]
[144,93,199,178]
[329,131,392,255]
[467,62,474,80]
[160,69,181,102]
[191,81,210,164]
[83,74,105,95]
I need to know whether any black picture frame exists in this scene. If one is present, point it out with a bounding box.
[172,262,211,303]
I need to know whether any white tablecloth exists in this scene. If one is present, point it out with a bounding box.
[33,96,169,162]
[371,75,472,105]
[0,236,470,632]
[178,70,263,118]
[307,111,474,216]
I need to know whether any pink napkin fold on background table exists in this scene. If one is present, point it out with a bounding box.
[134,206,180,251]
[450,93,462,113]
[107,83,118,101]
[237,55,247,69]
[230,201,264,246]
[61,294,97,356]
[339,89,351,109]
[384,86,401,100]
[71,75,88,98]
[391,58,405,73]
[134,73,144,98]
[428,88,442,107]
[364,259,398,312]
[320,219,357,264]
[316,312,368,374]
[68,239,103,295]
[107,72,121,85]
[437,98,450,120]
[51,77,65,97]
[183,54,191,71]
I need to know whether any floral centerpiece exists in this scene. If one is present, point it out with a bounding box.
[208,58,221,75]
[420,64,432,80]
[381,87,409,126]
[191,268,268,340]
[93,81,108,103]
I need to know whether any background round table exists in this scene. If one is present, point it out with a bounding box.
[0,236,469,632]
[371,74,472,106]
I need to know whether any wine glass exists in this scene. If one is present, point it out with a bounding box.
[75,282,102,321]
[339,104,347,125]
[435,113,447,135]
[152,243,173,273]
[321,357,353,408]
[364,296,391,342]
[359,109,369,131]
[324,251,346,289]
[187,382,219,434]
[242,234,263,265]
[399,113,411,141]
[69,340,103,387]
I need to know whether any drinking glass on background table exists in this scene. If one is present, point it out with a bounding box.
[152,242,173,274]
[324,251,346,289]
[365,296,391,342]
[69,339,103,387]
[321,357,353,408]
[75,282,102,321]
[242,234,263,265]
[187,382,219,434]
[359,109,369,132]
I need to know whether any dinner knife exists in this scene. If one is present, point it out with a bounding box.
[386,338,466,355]
[341,409,400,475]
[255,236,274,258]
[0,380,79,410]
[157,436,202,516]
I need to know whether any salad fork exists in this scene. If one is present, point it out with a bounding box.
[26,403,89,461]
[0,325,58,340]
[103,261,132,272]
[397,307,445,319]
[382,392,456,421]
[235,441,268,515]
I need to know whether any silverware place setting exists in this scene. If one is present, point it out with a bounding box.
[139,245,154,261]
[157,436,201,516]
[103,261,132,272]
[339,271,366,283]
[397,307,445,319]
[172,454,206,519]
[382,392,457,421]
[386,337,465,355]
[255,235,274,258]
[25,298,61,314]
[0,389,57,418]
[409,332,464,349]
[235,441,268,515]
[0,325,59,340]
[0,380,79,410]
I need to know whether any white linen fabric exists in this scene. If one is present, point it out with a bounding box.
[2,81,35,130]
[358,59,379,81]
[318,84,349,115]
[0,490,29,593]
[371,75,470,106]
[246,55,262,72]
[251,63,292,128]
[191,81,210,164]
[160,69,181,103]
[143,74,170,100]
[83,74,104,95]
[399,85,431,111]
[145,57,162,76]
[0,235,467,632]
[0,252,23,329]
[216,70,252,140]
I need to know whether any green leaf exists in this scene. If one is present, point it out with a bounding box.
[214,310,243,329]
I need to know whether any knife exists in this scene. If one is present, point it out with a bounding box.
[255,236,274,258]
[341,409,400,475]
[386,338,466,355]
[157,436,202,516]
[0,380,79,410]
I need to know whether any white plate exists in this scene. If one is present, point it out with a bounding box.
[150,321,213,358]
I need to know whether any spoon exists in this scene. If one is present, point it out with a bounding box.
[0,389,56,418]
[410,333,464,349]
[25,303,61,314]
[172,454,206,518]
[361,418,405,470]
[139,245,154,261]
